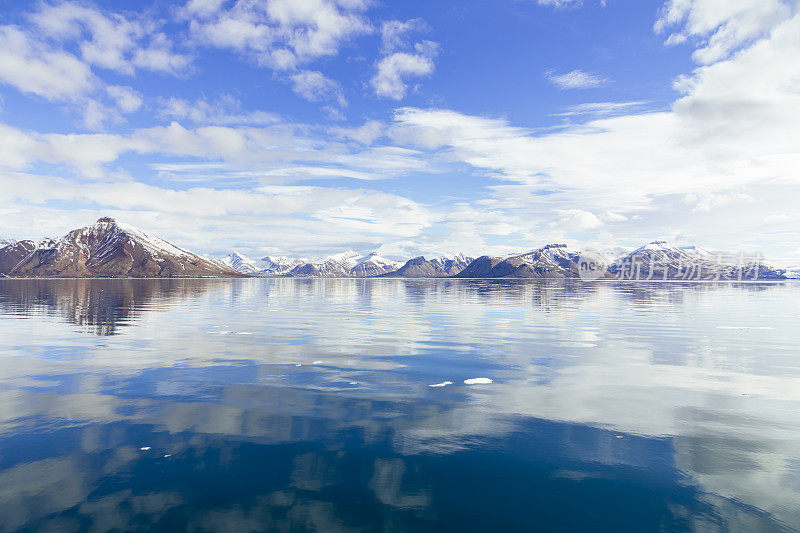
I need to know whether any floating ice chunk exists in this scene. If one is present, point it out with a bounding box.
[312,361,323,365]
[139,446,151,451]
[295,363,302,367]
[349,381,359,385]
[163,454,172,458]
[464,378,493,385]
[236,332,253,335]
[429,381,453,388]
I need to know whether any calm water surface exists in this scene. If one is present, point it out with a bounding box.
[1,278,799,532]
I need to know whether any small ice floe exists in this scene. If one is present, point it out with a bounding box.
[615,435,624,439]
[295,363,303,367]
[312,361,323,365]
[716,326,775,330]
[428,381,453,388]
[349,381,359,385]
[163,454,172,458]
[236,332,253,335]
[463,378,493,385]
[139,446,151,451]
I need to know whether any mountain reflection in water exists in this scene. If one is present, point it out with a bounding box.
[0,278,798,531]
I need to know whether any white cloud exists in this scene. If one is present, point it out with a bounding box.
[186,0,371,71]
[106,86,143,113]
[1,0,799,258]
[380,18,429,53]
[29,2,191,76]
[330,120,385,145]
[545,69,609,89]
[655,0,793,64]
[556,209,603,230]
[0,171,433,252]
[683,191,754,212]
[555,101,648,117]
[537,0,580,6]
[290,70,347,108]
[81,99,121,130]
[0,25,95,101]
[371,41,438,100]
[158,96,281,126]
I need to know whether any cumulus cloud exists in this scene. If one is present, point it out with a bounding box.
[545,69,609,89]
[0,25,95,101]
[290,70,347,108]
[158,95,280,126]
[0,0,799,258]
[185,0,371,71]
[556,209,603,230]
[0,3,193,130]
[106,85,143,113]
[371,41,439,100]
[29,1,192,75]
[655,0,793,64]
[380,18,429,53]
[370,17,438,100]
[0,171,433,253]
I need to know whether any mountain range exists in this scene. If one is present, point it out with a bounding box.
[0,218,795,280]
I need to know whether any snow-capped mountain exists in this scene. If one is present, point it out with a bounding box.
[219,252,261,274]
[350,252,401,277]
[0,238,17,248]
[259,256,309,275]
[7,218,238,277]
[286,250,400,277]
[610,240,784,280]
[456,244,581,278]
[381,256,450,278]
[316,250,361,277]
[0,239,36,274]
[435,253,475,275]
[215,250,399,277]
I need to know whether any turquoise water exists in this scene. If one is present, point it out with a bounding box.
[0,278,799,531]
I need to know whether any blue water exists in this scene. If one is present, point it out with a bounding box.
[1,278,799,532]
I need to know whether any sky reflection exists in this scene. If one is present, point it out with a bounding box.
[0,279,798,531]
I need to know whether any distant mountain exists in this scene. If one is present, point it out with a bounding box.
[5,218,238,278]
[0,240,36,274]
[219,251,261,274]
[216,250,471,278]
[456,245,581,278]
[454,256,504,278]
[260,256,309,275]
[285,251,401,277]
[437,253,474,275]
[7,223,787,280]
[380,256,449,278]
[350,252,400,277]
[609,240,785,280]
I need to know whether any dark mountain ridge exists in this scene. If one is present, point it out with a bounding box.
[2,218,238,278]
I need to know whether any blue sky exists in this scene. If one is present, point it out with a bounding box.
[0,0,798,261]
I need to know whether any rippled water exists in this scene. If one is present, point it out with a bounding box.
[1,278,799,532]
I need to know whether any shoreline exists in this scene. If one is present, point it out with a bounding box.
[0,276,794,283]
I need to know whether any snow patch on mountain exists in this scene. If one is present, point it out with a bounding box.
[219,252,261,274]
